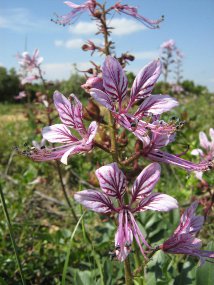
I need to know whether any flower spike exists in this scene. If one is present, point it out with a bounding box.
[75,162,178,261]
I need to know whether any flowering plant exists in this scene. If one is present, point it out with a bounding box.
[10,1,214,284]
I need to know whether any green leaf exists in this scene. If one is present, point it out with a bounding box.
[196,242,214,285]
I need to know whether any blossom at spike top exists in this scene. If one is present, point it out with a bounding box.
[26,91,98,165]
[161,39,176,51]
[191,129,214,181]
[89,56,213,172]
[159,202,214,265]
[17,49,43,72]
[74,162,178,261]
[52,0,163,29]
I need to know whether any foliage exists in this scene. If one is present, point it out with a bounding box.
[0,88,214,283]
[0,67,20,102]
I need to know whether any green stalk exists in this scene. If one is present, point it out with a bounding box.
[108,110,119,162]
[62,212,85,285]
[124,257,133,285]
[0,184,26,285]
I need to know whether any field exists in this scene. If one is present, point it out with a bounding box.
[0,90,214,284]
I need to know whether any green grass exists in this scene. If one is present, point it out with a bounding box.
[0,93,214,284]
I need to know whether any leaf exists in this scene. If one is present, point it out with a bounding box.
[196,242,214,285]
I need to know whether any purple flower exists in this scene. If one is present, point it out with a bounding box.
[90,55,178,145]
[52,0,96,26]
[81,76,104,93]
[141,126,213,172]
[112,2,164,29]
[171,84,184,94]
[14,91,27,100]
[160,202,214,265]
[27,91,98,165]
[161,39,176,51]
[191,129,214,180]
[21,75,39,85]
[191,129,214,161]
[74,162,178,261]
[17,49,43,72]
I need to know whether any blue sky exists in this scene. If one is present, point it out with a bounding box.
[1,0,214,91]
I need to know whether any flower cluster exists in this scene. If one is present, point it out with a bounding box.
[17,49,43,85]
[191,129,214,181]
[26,91,98,165]
[21,0,214,270]
[75,162,178,261]
[52,0,163,29]
[160,202,214,264]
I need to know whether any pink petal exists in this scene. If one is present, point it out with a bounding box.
[191,148,204,156]
[175,202,204,235]
[53,91,85,133]
[152,132,176,149]
[102,56,128,108]
[138,193,178,212]
[95,163,127,198]
[199,131,210,150]
[130,60,162,104]
[64,1,83,9]
[42,124,78,143]
[60,142,91,165]
[131,163,161,201]
[74,190,115,213]
[90,88,115,111]
[209,128,214,142]
[85,121,98,145]
[135,95,178,118]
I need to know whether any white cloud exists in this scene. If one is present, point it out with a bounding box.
[133,50,159,60]
[69,22,97,35]
[110,18,146,35]
[69,18,146,36]
[63,38,84,49]
[54,38,103,49]
[43,62,92,81]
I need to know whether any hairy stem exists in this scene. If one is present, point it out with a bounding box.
[108,110,119,162]
[124,257,133,285]
[0,184,26,285]
[99,5,119,162]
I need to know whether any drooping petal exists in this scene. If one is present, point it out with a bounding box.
[42,124,78,143]
[90,88,115,111]
[113,4,163,29]
[191,148,204,156]
[115,211,133,261]
[137,193,178,212]
[209,128,214,142]
[102,56,128,107]
[151,132,176,149]
[95,163,127,198]
[174,202,204,236]
[85,121,98,145]
[128,211,150,256]
[60,142,92,165]
[53,91,85,134]
[74,190,115,213]
[129,60,162,106]
[131,163,161,201]
[199,131,210,150]
[134,95,178,118]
